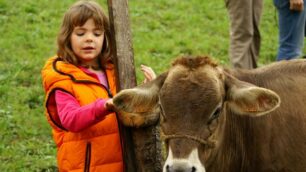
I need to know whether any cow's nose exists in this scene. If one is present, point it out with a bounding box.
[165,163,197,172]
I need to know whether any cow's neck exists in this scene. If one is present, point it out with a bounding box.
[211,112,271,171]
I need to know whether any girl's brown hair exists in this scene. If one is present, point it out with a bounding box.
[57,0,113,68]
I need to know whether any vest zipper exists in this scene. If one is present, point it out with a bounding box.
[84,142,91,172]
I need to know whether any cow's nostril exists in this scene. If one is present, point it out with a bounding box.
[166,165,170,172]
[165,164,197,172]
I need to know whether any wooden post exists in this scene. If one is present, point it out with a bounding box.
[107,0,162,172]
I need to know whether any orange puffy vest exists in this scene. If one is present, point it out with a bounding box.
[41,57,123,172]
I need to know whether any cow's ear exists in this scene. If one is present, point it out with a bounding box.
[224,73,280,117]
[112,72,168,127]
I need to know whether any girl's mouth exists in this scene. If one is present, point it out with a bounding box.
[83,47,95,50]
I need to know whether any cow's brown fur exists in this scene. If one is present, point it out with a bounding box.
[216,60,306,172]
[113,56,306,172]
[172,55,218,69]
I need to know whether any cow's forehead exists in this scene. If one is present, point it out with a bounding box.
[162,64,224,101]
[160,64,224,132]
[166,64,223,85]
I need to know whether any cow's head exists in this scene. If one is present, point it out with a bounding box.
[112,56,280,172]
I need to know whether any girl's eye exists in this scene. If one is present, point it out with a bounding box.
[94,33,102,36]
[94,31,103,37]
[76,32,84,36]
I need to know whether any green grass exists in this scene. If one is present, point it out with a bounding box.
[0,0,302,171]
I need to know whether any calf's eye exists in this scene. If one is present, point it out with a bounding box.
[207,107,221,125]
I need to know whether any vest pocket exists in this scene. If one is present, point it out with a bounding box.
[84,142,91,172]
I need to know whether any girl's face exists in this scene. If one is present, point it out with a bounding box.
[70,18,104,66]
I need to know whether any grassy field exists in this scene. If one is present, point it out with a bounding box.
[0,0,303,171]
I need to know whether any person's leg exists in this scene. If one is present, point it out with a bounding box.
[251,0,263,67]
[275,0,306,60]
[226,0,257,69]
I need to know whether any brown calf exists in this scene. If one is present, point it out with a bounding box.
[112,56,306,172]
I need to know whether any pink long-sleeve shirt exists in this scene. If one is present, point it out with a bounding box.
[54,67,112,132]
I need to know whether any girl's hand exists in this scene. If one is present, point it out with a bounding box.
[141,65,156,84]
[105,98,114,111]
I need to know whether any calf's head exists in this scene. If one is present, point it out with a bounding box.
[112,56,280,172]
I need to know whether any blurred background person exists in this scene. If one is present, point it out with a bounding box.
[225,0,263,69]
[274,0,306,60]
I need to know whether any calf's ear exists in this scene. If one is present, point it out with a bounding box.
[224,73,280,117]
[112,72,168,127]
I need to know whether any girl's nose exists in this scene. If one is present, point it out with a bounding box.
[85,34,94,42]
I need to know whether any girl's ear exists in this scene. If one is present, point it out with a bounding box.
[224,73,281,117]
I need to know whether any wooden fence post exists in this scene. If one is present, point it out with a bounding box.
[107,0,162,171]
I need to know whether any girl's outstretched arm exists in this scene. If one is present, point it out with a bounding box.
[55,90,111,132]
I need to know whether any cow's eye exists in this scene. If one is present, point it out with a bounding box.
[207,107,221,125]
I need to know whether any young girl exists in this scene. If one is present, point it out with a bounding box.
[41,1,155,171]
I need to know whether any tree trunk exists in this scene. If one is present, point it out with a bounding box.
[107,0,162,171]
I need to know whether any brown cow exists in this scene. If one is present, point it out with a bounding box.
[111,56,306,172]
